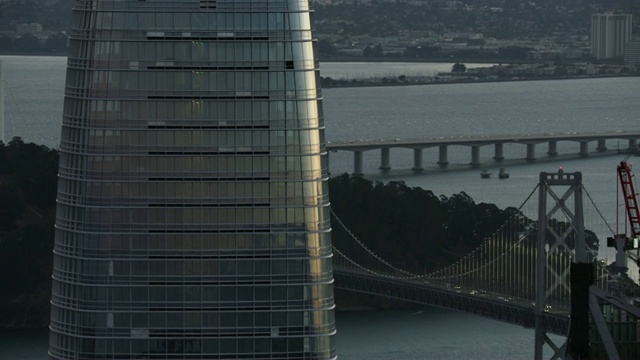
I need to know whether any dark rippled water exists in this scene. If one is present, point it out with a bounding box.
[2,309,566,359]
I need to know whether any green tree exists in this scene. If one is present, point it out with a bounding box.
[362,45,373,57]
[14,33,41,53]
[0,138,58,329]
[3,137,58,207]
[316,38,337,55]
[372,43,384,57]
[0,35,14,51]
[44,32,68,53]
[0,185,23,229]
[328,175,510,273]
[451,62,467,73]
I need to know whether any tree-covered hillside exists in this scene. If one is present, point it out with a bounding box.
[0,137,58,328]
[328,174,515,273]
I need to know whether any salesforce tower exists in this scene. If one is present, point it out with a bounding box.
[49,1,337,359]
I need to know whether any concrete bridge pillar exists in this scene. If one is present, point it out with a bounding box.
[380,148,391,171]
[437,145,449,166]
[579,141,589,157]
[412,149,423,171]
[596,139,607,152]
[547,141,558,157]
[353,151,364,176]
[526,144,536,161]
[629,139,638,152]
[470,146,480,167]
[493,143,504,162]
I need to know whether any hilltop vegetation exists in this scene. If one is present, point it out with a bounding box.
[0,137,58,328]
[328,173,516,272]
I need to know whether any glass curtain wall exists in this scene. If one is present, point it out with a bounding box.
[49,1,336,359]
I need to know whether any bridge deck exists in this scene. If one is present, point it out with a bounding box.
[327,130,640,174]
[327,131,640,150]
[334,268,570,336]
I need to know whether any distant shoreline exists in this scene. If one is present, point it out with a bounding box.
[320,73,640,89]
[0,51,67,57]
[0,51,517,64]
[2,52,636,90]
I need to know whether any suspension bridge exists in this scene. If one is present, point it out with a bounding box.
[329,168,640,359]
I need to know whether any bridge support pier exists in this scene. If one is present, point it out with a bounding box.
[493,143,504,162]
[380,148,391,171]
[526,144,536,161]
[412,149,423,171]
[629,139,638,153]
[437,145,449,166]
[353,151,364,176]
[568,263,594,359]
[535,170,585,360]
[470,146,480,167]
[547,141,558,157]
[579,141,589,157]
[596,139,607,152]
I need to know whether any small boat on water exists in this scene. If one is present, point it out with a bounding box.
[480,170,491,179]
[498,168,509,179]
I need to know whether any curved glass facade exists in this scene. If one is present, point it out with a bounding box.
[49,1,336,359]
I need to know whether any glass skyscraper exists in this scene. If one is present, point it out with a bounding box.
[49,1,336,359]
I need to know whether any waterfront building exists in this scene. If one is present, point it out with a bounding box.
[591,13,632,60]
[16,22,43,35]
[625,40,640,65]
[48,1,337,359]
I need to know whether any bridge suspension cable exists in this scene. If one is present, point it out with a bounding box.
[583,186,616,237]
[331,181,541,280]
[330,208,418,276]
[331,177,618,310]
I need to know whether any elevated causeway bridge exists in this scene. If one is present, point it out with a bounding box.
[327,130,640,175]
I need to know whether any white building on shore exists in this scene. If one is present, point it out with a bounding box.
[591,13,632,60]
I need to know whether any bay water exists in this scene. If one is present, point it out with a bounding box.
[0,307,565,359]
[1,55,639,359]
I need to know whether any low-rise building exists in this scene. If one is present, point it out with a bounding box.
[16,23,42,36]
